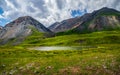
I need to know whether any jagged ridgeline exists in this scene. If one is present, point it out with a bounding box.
[49,7,120,34]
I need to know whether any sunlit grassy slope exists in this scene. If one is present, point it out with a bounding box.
[0,30,120,75]
[21,30,120,47]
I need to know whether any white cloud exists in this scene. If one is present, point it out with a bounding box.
[0,0,120,27]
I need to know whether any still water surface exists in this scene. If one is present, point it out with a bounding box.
[29,46,96,51]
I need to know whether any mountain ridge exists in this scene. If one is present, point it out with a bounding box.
[48,7,120,33]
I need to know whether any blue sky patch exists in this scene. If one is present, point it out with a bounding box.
[0,7,10,26]
[0,19,10,26]
[0,7,4,14]
[71,9,87,17]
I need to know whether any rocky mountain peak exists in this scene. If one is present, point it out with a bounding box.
[6,16,38,27]
[15,16,32,22]
[98,7,117,11]
[92,7,120,16]
[0,16,52,44]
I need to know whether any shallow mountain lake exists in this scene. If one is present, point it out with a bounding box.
[29,46,97,51]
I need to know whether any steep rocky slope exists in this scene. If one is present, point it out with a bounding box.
[0,16,51,44]
[48,17,81,32]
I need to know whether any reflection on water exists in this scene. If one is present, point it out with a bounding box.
[29,46,97,51]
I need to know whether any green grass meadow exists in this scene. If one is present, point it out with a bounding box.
[0,30,120,75]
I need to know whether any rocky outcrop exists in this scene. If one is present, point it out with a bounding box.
[88,16,120,30]
[75,7,120,32]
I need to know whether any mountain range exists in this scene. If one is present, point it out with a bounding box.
[49,7,120,33]
[0,7,120,45]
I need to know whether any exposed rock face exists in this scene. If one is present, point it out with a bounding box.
[0,16,51,44]
[88,16,120,30]
[48,7,120,33]
[0,26,2,30]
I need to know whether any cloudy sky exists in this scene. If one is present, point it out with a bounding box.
[0,0,120,27]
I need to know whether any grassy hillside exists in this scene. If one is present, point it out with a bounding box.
[0,30,120,75]
[20,30,120,47]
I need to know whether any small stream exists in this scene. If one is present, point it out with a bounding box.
[29,46,97,51]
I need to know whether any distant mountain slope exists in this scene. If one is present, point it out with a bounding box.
[48,17,81,32]
[0,16,52,44]
[48,7,120,33]
[48,22,61,31]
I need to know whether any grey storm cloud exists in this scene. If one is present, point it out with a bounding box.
[0,0,120,27]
